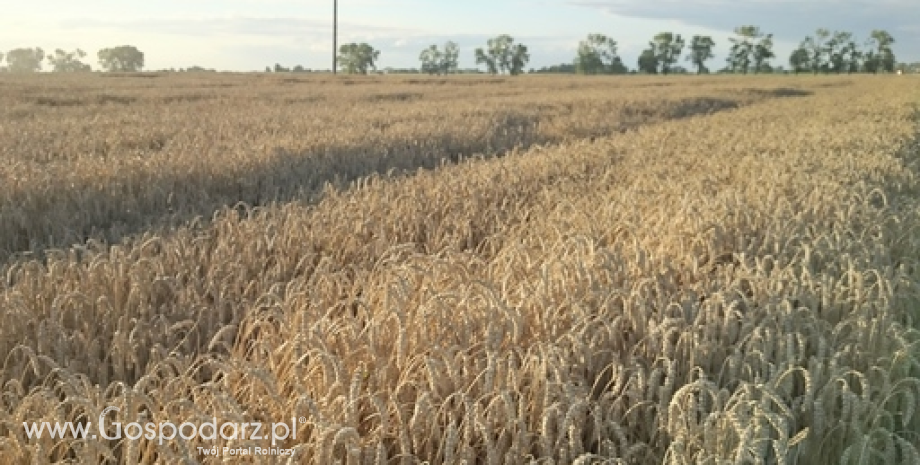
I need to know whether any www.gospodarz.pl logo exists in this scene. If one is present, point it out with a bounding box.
[23,406,305,448]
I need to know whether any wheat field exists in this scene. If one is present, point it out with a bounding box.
[0,73,919,464]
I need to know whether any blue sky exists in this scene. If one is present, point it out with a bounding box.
[2,0,917,71]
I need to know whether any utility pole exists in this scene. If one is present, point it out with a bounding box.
[332,0,338,74]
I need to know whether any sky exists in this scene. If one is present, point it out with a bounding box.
[2,0,917,72]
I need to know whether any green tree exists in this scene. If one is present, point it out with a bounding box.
[687,35,715,74]
[842,40,862,74]
[6,47,45,73]
[474,48,498,74]
[649,32,684,75]
[574,34,626,74]
[97,46,144,72]
[726,44,747,73]
[753,33,775,73]
[47,49,92,72]
[337,43,380,74]
[789,47,810,74]
[865,30,896,73]
[824,31,848,73]
[509,44,530,76]
[440,41,460,74]
[801,29,830,74]
[727,26,773,74]
[419,41,459,75]
[637,48,659,74]
[475,35,529,75]
[419,45,443,75]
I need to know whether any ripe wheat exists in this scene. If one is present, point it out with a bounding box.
[0,73,918,464]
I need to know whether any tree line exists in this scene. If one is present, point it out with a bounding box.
[0,46,144,73]
[336,26,906,76]
[2,26,911,76]
[789,29,896,74]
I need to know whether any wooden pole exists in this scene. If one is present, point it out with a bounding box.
[332,0,338,74]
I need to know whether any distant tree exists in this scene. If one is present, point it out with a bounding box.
[265,66,272,72]
[419,45,442,75]
[842,39,862,74]
[801,29,830,74]
[687,35,715,74]
[419,41,460,75]
[637,48,659,74]
[648,32,684,75]
[273,63,290,72]
[789,47,811,74]
[727,26,773,74]
[533,63,577,73]
[337,43,380,74]
[97,46,144,72]
[574,33,626,74]
[816,32,863,74]
[509,44,530,76]
[6,47,45,73]
[824,31,851,73]
[293,64,306,72]
[753,33,775,73]
[726,44,747,73]
[474,47,498,74]
[441,41,460,74]
[865,30,896,73]
[47,49,92,72]
[475,35,529,75]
